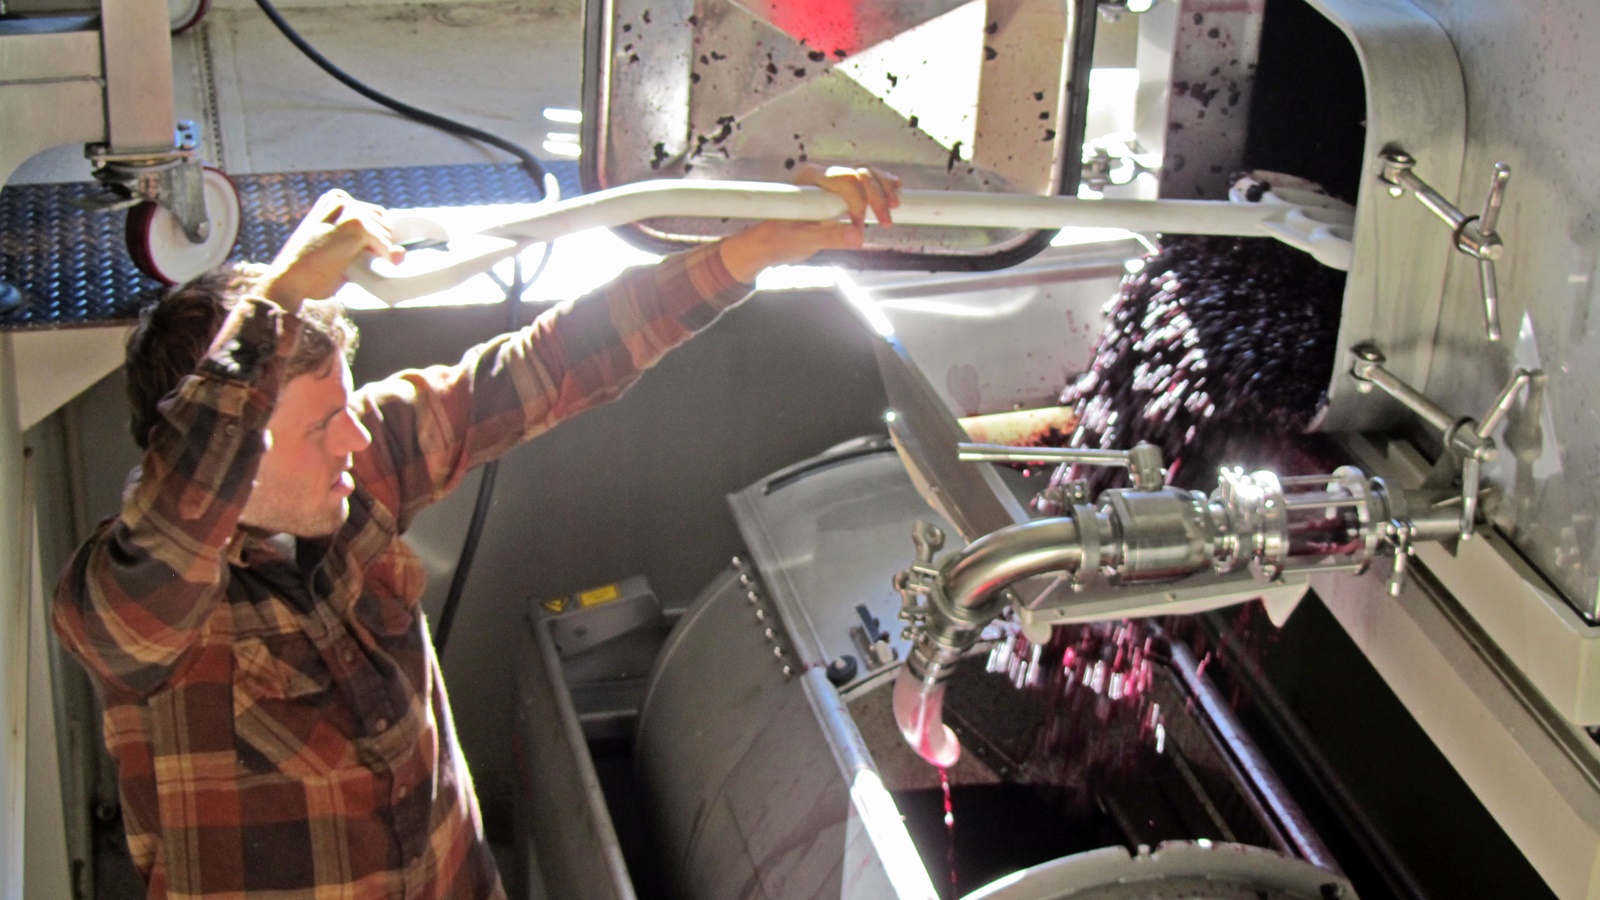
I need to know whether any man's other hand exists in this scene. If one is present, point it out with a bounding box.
[719,164,903,283]
[259,190,407,313]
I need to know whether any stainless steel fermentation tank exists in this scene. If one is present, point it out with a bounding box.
[516,442,1358,899]
[636,443,1355,899]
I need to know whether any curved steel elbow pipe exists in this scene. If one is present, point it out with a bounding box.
[904,516,1086,686]
[943,517,1087,615]
[896,516,1085,767]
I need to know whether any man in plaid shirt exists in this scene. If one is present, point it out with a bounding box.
[53,165,900,899]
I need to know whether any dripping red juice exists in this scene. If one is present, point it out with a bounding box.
[888,622,1257,893]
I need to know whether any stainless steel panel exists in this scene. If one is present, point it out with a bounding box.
[731,443,939,670]
[514,597,636,900]
[1312,551,1600,899]
[634,568,862,899]
[728,442,1036,672]
[1400,0,1600,621]
[583,0,1097,265]
[877,334,1030,543]
[1311,0,1465,435]
[1157,0,1265,201]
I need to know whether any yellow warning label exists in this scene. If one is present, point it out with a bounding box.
[542,597,567,614]
[578,584,621,608]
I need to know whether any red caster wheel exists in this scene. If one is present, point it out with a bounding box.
[126,166,242,286]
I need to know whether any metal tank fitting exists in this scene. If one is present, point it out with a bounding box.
[892,444,1462,766]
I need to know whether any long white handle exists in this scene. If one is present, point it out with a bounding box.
[481,181,1288,241]
[347,181,1352,305]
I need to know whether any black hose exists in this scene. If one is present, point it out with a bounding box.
[252,0,550,193]
[252,0,558,654]
[433,254,548,654]
[435,462,500,654]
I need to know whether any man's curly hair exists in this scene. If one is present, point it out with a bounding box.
[124,265,359,449]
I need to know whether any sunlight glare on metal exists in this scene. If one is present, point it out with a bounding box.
[834,269,897,338]
[334,201,540,309]
[1050,225,1142,247]
[543,131,581,158]
[876,295,1028,320]
[519,226,660,304]
[849,769,939,900]
[753,264,835,292]
[337,210,661,310]
[832,1,984,157]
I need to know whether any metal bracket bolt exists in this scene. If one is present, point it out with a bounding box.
[1385,520,1416,596]
[1350,344,1539,541]
[1378,149,1512,341]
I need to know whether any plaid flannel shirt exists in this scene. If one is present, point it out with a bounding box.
[53,245,749,899]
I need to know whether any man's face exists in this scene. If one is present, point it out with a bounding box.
[239,356,371,537]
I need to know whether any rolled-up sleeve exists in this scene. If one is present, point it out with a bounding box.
[354,243,751,530]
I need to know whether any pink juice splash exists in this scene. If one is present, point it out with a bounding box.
[894,668,961,768]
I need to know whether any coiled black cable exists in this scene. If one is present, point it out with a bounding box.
[252,0,556,654]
